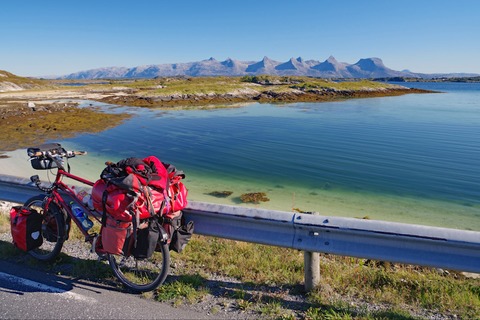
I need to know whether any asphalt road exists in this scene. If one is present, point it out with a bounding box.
[0,259,220,320]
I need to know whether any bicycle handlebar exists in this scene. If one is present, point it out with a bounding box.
[31,150,87,158]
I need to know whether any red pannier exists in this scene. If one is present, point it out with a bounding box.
[10,206,43,251]
[91,178,155,221]
[92,155,192,255]
[92,156,188,219]
[101,216,132,255]
[150,181,187,214]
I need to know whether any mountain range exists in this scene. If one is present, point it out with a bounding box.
[60,56,479,80]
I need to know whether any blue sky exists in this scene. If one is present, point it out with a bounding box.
[1,0,480,77]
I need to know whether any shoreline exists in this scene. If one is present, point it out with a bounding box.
[97,86,432,108]
[1,76,435,112]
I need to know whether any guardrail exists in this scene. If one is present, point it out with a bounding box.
[183,202,480,274]
[1,175,479,289]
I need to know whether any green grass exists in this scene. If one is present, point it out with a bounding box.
[172,235,480,319]
[90,76,257,96]
[0,210,10,233]
[85,75,401,97]
[0,70,46,87]
[155,274,209,305]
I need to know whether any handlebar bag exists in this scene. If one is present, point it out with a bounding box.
[10,206,43,252]
[29,158,59,170]
[27,143,66,170]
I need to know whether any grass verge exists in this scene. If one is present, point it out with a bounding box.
[1,209,478,319]
[170,235,479,319]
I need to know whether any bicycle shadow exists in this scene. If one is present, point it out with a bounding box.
[0,239,120,296]
[1,238,310,313]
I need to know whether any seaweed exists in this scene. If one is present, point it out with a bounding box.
[208,191,233,198]
[240,192,270,204]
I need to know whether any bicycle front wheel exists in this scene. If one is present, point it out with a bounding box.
[108,241,170,292]
[24,195,65,261]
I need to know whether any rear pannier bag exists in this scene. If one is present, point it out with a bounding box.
[162,211,194,253]
[10,206,43,251]
[170,220,194,253]
[27,143,66,170]
[101,216,132,255]
[132,218,161,259]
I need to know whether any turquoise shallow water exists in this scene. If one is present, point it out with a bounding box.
[3,82,480,231]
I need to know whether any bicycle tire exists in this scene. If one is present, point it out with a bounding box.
[25,195,65,261]
[108,241,170,292]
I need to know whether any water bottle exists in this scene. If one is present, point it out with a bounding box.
[70,201,94,231]
[73,187,94,211]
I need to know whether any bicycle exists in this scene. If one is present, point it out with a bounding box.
[22,143,170,292]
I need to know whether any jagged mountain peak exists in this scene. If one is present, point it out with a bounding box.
[221,58,234,67]
[354,57,386,69]
[311,56,348,74]
[60,56,451,80]
[326,55,338,63]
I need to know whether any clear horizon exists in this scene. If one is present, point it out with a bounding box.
[1,0,480,77]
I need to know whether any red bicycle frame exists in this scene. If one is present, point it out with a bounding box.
[40,167,98,241]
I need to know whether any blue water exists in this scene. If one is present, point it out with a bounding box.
[36,82,480,230]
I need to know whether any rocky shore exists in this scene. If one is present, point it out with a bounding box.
[99,85,431,108]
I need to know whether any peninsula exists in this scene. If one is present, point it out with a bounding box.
[0,71,433,153]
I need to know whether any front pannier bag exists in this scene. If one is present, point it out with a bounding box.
[10,206,43,251]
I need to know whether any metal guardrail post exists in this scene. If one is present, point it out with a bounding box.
[304,212,320,291]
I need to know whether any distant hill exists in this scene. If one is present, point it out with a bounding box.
[0,70,43,92]
[57,57,480,80]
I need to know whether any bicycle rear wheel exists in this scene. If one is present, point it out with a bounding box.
[108,242,170,292]
[25,195,65,261]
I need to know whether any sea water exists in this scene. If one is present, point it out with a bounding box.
[5,82,480,231]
